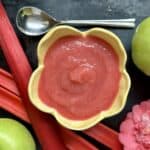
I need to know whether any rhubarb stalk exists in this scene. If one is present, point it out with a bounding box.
[0,3,66,150]
[84,124,122,150]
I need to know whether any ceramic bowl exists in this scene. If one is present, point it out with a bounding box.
[28,25,131,130]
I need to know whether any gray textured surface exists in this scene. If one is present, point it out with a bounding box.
[1,0,150,149]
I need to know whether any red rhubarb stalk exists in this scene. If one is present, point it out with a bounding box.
[61,128,98,150]
[0,68,121,149]
[0,68,20,96]
[0,84,97,150]
[84,124,122,150]
[0,3,66,150]
[0,86,29,123]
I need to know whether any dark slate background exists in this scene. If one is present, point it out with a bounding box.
[1,0,150,149]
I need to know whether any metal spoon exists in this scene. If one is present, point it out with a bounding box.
[16,6,136,36]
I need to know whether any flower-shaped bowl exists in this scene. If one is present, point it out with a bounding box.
[28,25,130,130]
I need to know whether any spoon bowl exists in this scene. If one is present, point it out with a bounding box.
[16,7,58,36]
[16,6,136,36]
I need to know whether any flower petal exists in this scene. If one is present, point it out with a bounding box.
[120,118,134,133]
[132,105,143,123]
[127,112,133,119]
[124,146,136,150]
[140,100,150,111]
[119,133,138,149]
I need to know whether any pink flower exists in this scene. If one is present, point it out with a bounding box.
[119,100,150,150]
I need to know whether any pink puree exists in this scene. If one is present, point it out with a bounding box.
[38,36,120,120]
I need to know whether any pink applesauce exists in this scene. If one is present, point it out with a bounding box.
[38,36,121,120]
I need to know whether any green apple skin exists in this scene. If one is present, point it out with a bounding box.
[132,17,150,76]
[0,118,36,150]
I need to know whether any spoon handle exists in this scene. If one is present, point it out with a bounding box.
[60,18,136,28]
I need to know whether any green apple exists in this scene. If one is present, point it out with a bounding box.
[132,17,150,76]
[0,118,36,150]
